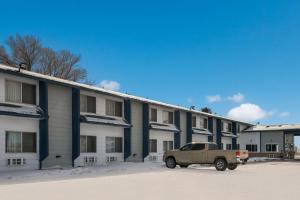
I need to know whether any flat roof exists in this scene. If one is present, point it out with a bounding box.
[0,64,253,125]
[243,124,300,132]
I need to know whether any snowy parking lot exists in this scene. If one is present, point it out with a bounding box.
[0,161,300,200]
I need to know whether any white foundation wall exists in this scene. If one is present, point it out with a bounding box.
[192,134,208,143]
[0,116,39,171]
[75,124,124,167]
[221,137,232,150]
[239,132,261,152]
[0,72,39,105]
[147,130,174,162]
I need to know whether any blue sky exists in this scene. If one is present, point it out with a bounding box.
[1,1,300,145]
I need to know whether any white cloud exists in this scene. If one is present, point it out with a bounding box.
[206,95,222,103]
[278,112,290,117]
[226,93,245,103]
[227,103,267,122]
[99,80,120,91]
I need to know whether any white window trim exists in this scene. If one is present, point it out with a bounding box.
[4,79,37,106]
[105,99,123,118]
[5,131,37,154]
[265,143,279,152]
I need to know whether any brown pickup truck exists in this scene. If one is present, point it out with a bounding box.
[163,142,249,171]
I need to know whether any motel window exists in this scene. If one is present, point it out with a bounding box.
[6,132,36,153]
[246,144,258,152]
[106,137,123,153]
[163,141,174,152]
[150,108,157,122]
[163,111,174,124]
[80,95,96,113]
[149,139,157,153]
[200,117,208,129]
[266,144,278,152]
[237,144,240,150]
[221,143,224,150]
[5,80,36,105]
[192,116,197,127]
[106,100,123,117]
[80,136,96,153]
[222,121,232,132]
[226,144,232,150]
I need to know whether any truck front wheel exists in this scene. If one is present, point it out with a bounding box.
[227,163,238,170]
[165,157,176,169]
[215,158,227,171]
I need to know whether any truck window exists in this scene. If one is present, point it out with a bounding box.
[208,144,218,150]
[180,144,192,151]
[191,144,205,150]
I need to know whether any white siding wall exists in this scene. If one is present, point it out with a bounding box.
[147,130,174,162]
[75,124,124,166]
[221,137,232,150]
[0,73,39,105]
[180,111,187,146]
[149,105,174,124]
[239,132,261,152]
[192,134,208,143]
[0,116,39,171]
[43,84,72,168]
[127,100,143,162]
[80,90,124,117]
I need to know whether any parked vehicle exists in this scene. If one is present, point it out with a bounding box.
[163,142,249,171]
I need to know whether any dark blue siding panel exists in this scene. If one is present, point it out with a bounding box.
[208,117,213,142]
[124,99,132,160]
[232,122,237,150]
[39,81,49,169]
[216,119,222,149]
[186,112,192,143]
[174,110,181,149]
[72,88,80,167]
[142,103,149,160]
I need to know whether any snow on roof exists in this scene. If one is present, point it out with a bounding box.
[243,124,300,132]
[0,64,253,125]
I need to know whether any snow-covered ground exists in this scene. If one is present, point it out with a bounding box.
[1,161,300,200]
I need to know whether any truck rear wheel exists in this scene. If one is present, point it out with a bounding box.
[165,157,176,169]
[215,158,227,171]
[227,164,238,170]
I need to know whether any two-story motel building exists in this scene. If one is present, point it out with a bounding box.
[0,64,299,171]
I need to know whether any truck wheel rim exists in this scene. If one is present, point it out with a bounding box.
[167,159,174,167]
[217,160,224,169]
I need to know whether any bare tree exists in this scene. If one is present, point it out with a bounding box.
[0,34,89,83]
[0,46,13,65]
[6,34,42,70]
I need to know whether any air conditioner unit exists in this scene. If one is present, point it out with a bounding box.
[106,156,118,163]
[149,155,157,161]
[7,158,26,166]
[84,156,97,165]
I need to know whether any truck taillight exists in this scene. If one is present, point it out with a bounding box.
[236,151,240,157]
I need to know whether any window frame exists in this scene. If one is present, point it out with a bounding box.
[163,141,174,152]
[150,108,158,122]
[266,144,278,152]
[5,131,37,153]
[192,116,197,128]
[163,111,174,124]
[105,136,123,153]
[149,139,158,153]
[200,117,208,129]
[226,144,232,150]
[80,135,97,153]
[5,79,37,105]
[106,99,123,117]
[80,94,96,114]
[246,144,258,152]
